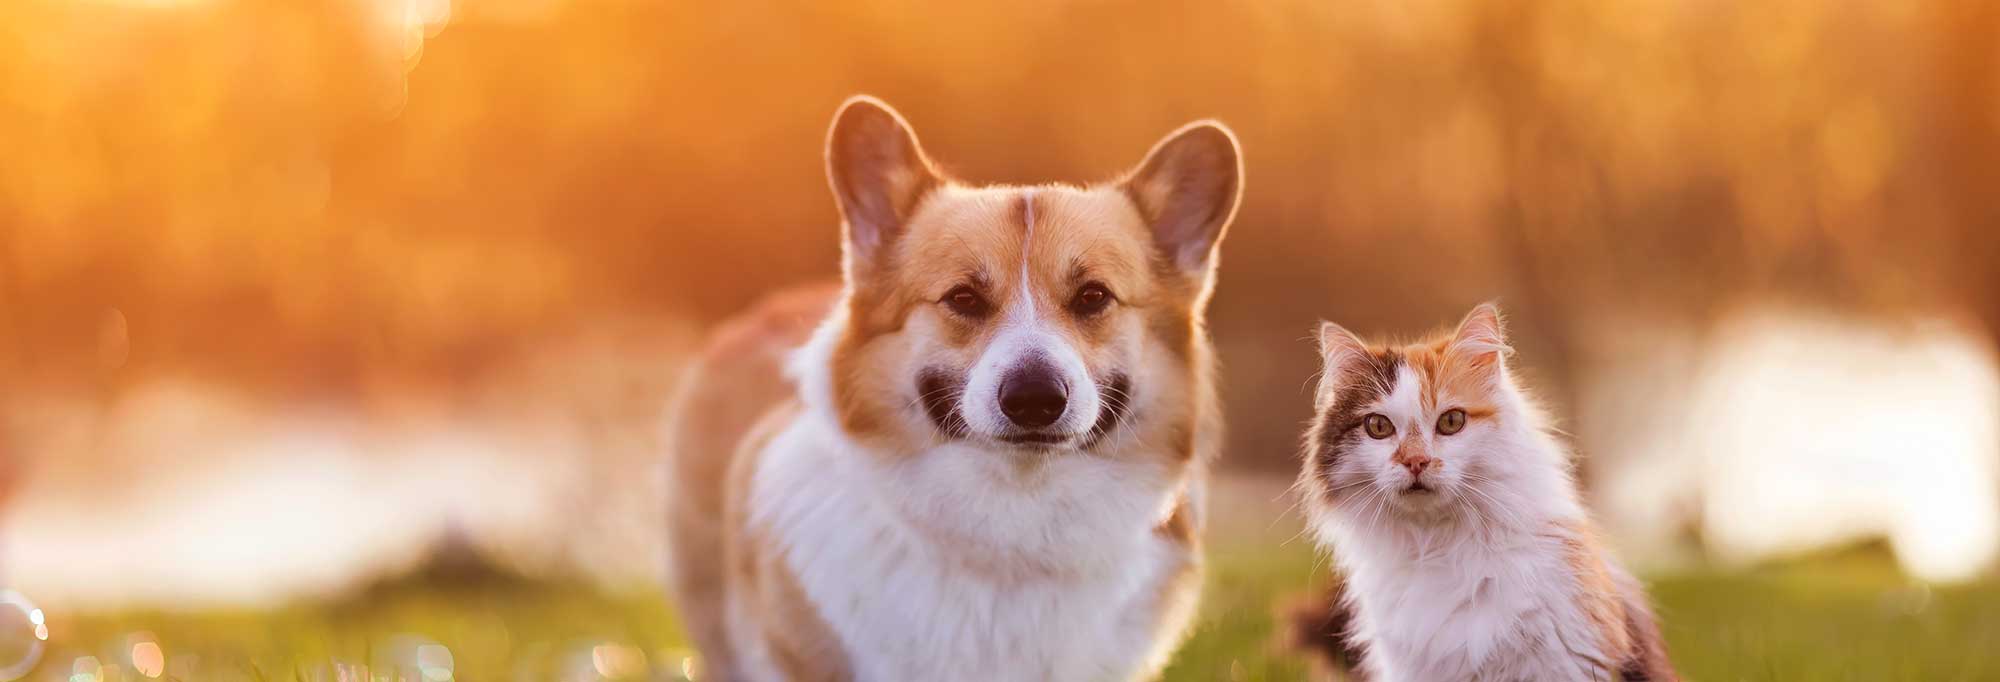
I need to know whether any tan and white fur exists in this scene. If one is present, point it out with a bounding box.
[665,96,1242,681]
[1295,305,1675,682]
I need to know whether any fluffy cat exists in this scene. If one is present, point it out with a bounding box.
[1294,303,1675,681]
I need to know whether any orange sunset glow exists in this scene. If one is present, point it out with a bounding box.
[1,0,1997,679]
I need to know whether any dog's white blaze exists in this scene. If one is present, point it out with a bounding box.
[957,188,1102,439]
[1020,187,1038,323]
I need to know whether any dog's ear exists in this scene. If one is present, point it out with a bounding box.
[826,96,940,272]
[1122,121,1243,275]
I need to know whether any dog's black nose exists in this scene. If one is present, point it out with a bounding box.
[999,363,1068,429]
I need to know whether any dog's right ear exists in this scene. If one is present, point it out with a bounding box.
[826,96,940,272]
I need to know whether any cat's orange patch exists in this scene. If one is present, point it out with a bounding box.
[1401,337,1497,417]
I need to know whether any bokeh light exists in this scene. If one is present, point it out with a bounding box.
[588,642,644,679]
[69,656,101,682]
[126,634,164,679]
[0,592,43,682]
[371,636,454,682]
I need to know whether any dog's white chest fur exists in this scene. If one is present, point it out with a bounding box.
[733,413,1187,681]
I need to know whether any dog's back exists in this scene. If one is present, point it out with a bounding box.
[664,282,839,679]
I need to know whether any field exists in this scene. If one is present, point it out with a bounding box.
[30,480,2000,681]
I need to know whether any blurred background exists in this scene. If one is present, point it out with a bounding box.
[2,0,1998,679]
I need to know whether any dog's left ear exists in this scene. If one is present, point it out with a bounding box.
[1122,121,1243,274]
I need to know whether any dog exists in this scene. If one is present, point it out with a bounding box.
[663,96,1242,681]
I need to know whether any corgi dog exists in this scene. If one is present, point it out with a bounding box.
[665,96,1242,681]
[1293,304,1675,682]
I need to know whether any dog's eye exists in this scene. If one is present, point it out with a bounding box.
[1362,414,1394,440]
[1436,409,1467,435]
[1069,282,1113,316]
[942,286,989,318]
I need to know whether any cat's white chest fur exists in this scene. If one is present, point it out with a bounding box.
[1334,525,1610,682]
[738,413,1186,681]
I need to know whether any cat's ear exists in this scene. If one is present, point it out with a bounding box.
[826,96,941,273]
[1121,121,1243,275]
[1316,321,1368,408]
[1448,303,1511,371]
[1318,321,1368,371]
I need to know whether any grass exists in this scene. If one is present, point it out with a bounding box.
[1164,537,2000,681]
[23,516,2000,681]
[1646,546,2000,682]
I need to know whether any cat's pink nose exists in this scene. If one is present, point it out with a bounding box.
[1402,455,1433,476]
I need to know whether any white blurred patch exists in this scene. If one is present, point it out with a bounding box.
[1582,304,2000,583]
[2,384,557,608]
[0,320,695,609]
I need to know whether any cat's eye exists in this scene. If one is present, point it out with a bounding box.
[942,286,990,318]
[1362,414,1395,440]
[1070,282,1113,316]
[1436,409,1467,435]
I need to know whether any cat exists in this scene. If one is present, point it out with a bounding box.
[1292,303,1675,681]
